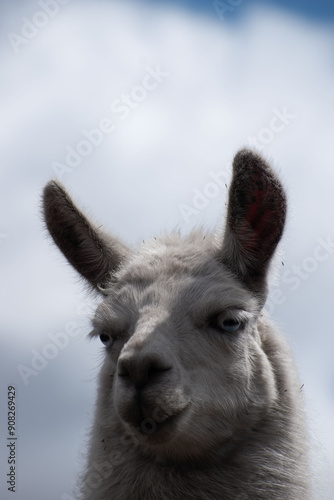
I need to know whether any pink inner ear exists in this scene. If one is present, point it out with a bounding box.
[243,181,276,253]
[246,188,265,227]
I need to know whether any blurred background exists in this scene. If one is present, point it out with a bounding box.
[0,0,333,498]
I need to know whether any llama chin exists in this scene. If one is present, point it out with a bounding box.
[43,148,311,500]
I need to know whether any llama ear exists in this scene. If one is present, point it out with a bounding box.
[43,180,129,292]
[221,149,287,298]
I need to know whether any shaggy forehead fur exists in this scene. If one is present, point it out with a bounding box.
[98,231,260,320]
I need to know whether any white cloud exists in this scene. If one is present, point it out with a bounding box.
[0,1,333,498]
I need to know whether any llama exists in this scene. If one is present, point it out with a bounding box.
[43,149,311,500]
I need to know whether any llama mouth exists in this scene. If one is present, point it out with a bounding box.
[136,415,177,442]
[118,389,191,436]
[135,404,191,441]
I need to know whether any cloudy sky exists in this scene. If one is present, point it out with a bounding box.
[0,0,333,499]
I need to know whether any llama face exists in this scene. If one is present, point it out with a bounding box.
[89,236,278,462]
[43,148,287,464]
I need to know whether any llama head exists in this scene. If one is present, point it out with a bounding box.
[43,149,287,463]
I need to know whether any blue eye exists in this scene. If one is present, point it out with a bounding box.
[216,314,242,333]
[99,332,114,347]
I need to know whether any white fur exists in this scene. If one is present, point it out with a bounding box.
[43,149,311,500]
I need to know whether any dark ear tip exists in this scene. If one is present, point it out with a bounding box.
[43,179,68,210]
[43,179,65,198]
[233,148,268,171]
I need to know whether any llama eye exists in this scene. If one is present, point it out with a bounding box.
[215,314,242,334]
[99,332,114,347]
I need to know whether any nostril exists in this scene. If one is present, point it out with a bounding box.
[117,359,130,377]
[147,360,171,376]
[117,354,171,389]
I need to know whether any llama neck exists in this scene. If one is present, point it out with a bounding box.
[81,406,310,500]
